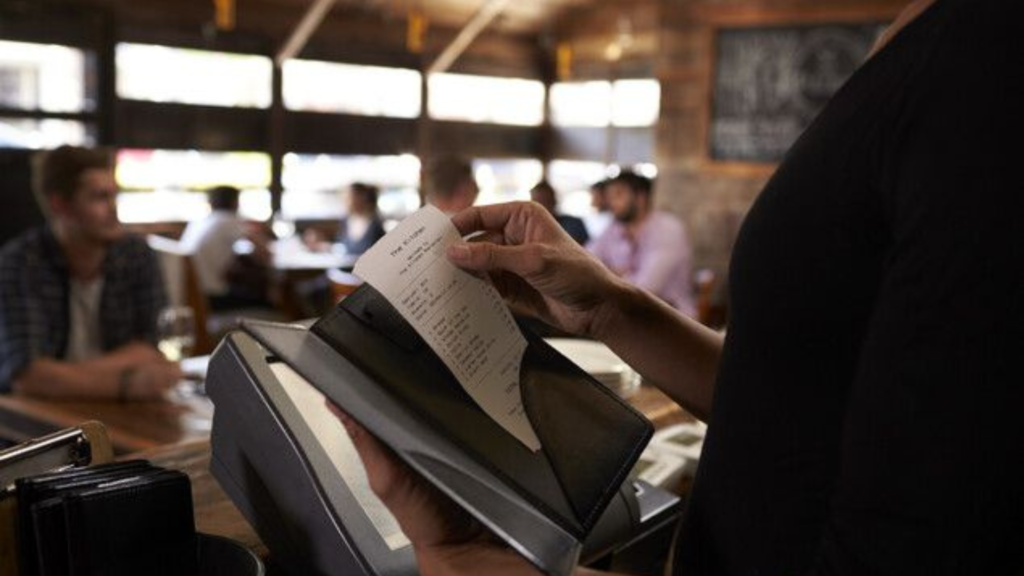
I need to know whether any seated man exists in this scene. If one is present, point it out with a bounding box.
[0,146,180,400]
[588,170,695,316]
[179,185,271,311]
[530,180,589,245]
[423,156,479,215]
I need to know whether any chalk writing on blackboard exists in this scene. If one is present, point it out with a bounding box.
[711,23,886,163]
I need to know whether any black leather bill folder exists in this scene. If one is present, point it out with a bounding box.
[13,462,197,576]
[207,284,655,576]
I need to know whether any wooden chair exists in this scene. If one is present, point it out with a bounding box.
[147,235,215,355]
[327,268,363,304]
[693,268,717,328]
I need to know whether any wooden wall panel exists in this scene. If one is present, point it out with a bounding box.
[654,0,906,306]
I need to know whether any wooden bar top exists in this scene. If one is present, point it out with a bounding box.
[0,383,686,454]
[0,393,213,454]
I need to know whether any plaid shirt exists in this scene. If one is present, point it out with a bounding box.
[0,227,166,392]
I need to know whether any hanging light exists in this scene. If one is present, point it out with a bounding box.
[407,9,428,54]
[213,0,236,32]
[556,42,573,80]
[605,15,634,62]
[604,41,623,62]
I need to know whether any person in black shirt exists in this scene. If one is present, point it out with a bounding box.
[328,0,1024,574]
[530,180,589,245]
[336,182,386,256]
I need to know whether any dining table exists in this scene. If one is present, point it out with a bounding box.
[267,237,359,319]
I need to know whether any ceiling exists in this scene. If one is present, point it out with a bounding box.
[257,0,596,35]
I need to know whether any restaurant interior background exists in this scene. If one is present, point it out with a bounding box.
[0,1,935,571]
[0,0,907,320]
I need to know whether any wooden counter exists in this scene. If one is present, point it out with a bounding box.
[0,382,687,454]
[0,393,212,454]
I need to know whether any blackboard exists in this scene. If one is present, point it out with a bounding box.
[710,23,886,163]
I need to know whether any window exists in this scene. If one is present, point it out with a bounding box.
[0,40,92,113]
[473,158,543,206]
[282,153,421,221]
[611,79,660,127]
[0,118,93,149]
[116,44,272,108]
[547,160,614,217]
[116,149,272,223]
[0,41,94,149]
[429,74,544,126]
[550,79,660,127]
[550,81,612,127]
[283,60,421,118]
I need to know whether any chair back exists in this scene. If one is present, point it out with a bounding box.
[146,235,214,354]
[694,268,717,328]
[327,268,363,303]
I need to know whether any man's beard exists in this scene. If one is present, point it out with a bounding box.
[614,202,638,224]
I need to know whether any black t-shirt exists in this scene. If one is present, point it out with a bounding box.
[674,0,1024,574]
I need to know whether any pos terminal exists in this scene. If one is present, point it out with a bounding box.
[205,286,682,576]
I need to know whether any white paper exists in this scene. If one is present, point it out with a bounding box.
[353,205,541,451]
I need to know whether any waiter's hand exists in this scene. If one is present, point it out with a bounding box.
[326,402,543,576]
[447,202,627,339]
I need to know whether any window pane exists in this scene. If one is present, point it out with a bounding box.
[429,74,544,126]
[547,160,612,217]
[550,81,612,127]
[0,118,93,149]
[116,149,272,222]
[473,158,543,206]
[0,40,92,112]
[118,190,271,224]
[612,79,660,127]
[283,60,421,118]
[282,153,421,220]
[116,44,272,108]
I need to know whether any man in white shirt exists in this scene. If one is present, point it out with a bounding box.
[179,186,270,311]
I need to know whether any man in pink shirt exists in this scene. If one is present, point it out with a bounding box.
[588,170,695,316]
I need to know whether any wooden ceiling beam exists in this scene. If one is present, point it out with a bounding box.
[275,0,337,65]
[427,0,512,75]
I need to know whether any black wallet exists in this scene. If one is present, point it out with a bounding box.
[14,463,197,576]
[15,460,154,576]
[240,283,653,576]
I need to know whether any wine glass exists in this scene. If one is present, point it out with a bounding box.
[157,306,196,362]
[157,306,200,397]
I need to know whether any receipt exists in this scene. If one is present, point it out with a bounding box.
[353,206,541,452]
